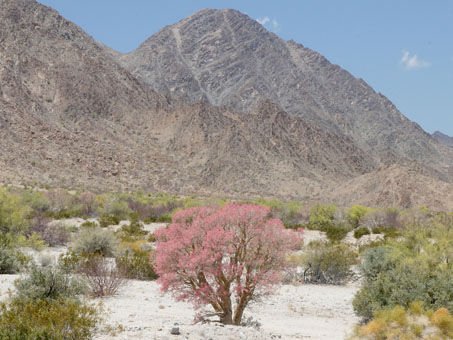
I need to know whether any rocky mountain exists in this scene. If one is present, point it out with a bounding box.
[119,8,453,174]
[0,0,373,198]
[433,131,453,147]
[0,1,451,209]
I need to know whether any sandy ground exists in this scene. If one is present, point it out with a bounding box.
[0,273,359,340]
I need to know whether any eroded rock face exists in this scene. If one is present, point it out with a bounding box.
[120,8,452,170]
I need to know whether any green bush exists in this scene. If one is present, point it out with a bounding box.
[73,227,119,257]
[115,219,148,242]
[0,188,30,235]
[294,241,358,284]
[353,227,370,239]
[15,265,87,301]
[99,214,120,228]
[324,223,350,242]
[0,246,28,274]
[57,250,82,274]
[116,248,158,281]
[371,225,401,238]
[353,225,453,321]
[309,204,336,231]
[80,221,98,229]
[347,205,372,229]
[0,297,99,340]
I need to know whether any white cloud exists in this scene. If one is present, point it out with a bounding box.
[256,17,270,25]
[400,50,431,70]
[256,16,280,32]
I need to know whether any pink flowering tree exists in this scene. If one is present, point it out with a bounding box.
[154,203,303,325]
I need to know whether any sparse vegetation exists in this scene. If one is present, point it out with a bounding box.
[73,227,119,257]
[290,241,358,284]
[0,297,100,340]
[116,247,158,281]
[79,255,128,297]
[353,224,453,321]
[349,303,453,340]
[15,265,88,301]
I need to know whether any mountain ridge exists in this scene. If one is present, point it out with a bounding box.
[1,1,452,209]
[119,8,453,174]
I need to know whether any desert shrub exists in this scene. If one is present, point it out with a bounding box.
[308,204,349,242]
[354,227,370,239]
[79,255,128,297]
[80,220,98,229]
[19,190,51,214]
[76,191,98,217]
[284,222,305,230]
[0,297,99,340]
[15,265,87,301]
[115,219,148,242]
[116,248,158,281]
[324,223,350,242]
[298,241,358,284]
[349,303,453,340]
[125,198,153,220]
[348,205,372,229]
[143,201,182,223]
[371,225,401,238]
[155,204,302,325]
[252,198,304,226]
[39,253,55,267]
[144,210,173,223]
[43,189,82,218]
[353,225,453,321]
[30,220,71,247]
[0,246,28,274]
[99,213,120,228]
[101,197,131,221]
[73,227,119,257]
[57,250,83,274]
[148,232,156,242]
[0,187,30,235]
[309,204,336,230]
[362,208,401,230]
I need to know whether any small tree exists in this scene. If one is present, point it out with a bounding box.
[155,203,302,325]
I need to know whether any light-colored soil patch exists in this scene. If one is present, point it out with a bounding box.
[0,274,359,339]
[94,280,359,340]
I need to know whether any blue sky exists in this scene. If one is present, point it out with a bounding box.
[37,0,453,136]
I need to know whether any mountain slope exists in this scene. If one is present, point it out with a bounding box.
[0,1,451,209]
[0,0,372,199]
[120,8,453,174]
[433,131,453,147]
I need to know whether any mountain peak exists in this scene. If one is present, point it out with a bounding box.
[433,131,453,147]
[120,8,453,171]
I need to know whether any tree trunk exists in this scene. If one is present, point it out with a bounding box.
[219,308,233,325]
[232,295,248,325]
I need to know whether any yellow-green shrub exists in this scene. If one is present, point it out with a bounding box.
[350,304,453,340]
[0,297,99,340]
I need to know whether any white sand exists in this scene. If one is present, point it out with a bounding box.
[94,280,359,340]
[0,274,359,340]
